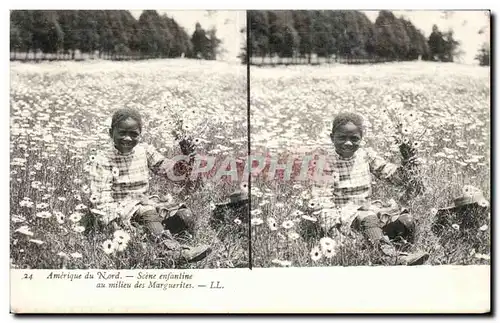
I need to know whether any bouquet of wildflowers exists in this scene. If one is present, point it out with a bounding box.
[382,100,426,200]
[162,106,210,193]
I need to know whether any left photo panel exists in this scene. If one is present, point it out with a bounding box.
[10,10,249,269]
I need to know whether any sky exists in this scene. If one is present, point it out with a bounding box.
[130,10,490,64]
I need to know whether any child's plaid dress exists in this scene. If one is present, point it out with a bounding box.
[312,147,406,229]
[89,143,173,223]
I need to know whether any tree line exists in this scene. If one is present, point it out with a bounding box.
[474,26,490,66]
[10,10,222,60]
[247,10,462,64]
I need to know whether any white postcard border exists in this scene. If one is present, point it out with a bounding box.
[10,266,490,313]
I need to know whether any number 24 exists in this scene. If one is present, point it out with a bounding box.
[23,273,33,280]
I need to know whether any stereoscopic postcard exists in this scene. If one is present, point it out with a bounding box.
[9,9,491,313]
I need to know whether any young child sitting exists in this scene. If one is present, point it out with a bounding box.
[311,112,429,265]
[89,108,211,263]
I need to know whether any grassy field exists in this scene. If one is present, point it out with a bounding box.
[10,59,248,269]
[10,59,491,269]
[250,62,491,267]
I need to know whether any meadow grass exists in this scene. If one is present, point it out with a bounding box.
[10,59,248,269]
[9,60,491,269]
[250,62,491,267]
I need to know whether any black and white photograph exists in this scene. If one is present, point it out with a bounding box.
[249,10,491,268]
[9,9,249,270]
[8,7,492,314]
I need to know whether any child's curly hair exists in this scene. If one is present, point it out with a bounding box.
[111,108,143,132]
[331,112,365,136]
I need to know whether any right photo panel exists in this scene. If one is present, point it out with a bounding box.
[249,10,491,267]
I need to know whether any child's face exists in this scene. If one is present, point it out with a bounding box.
[330,122,362,158]
[110,118,141,153]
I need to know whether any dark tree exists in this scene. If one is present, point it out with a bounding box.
[280,24,299,58]
[292,10,313,61]
[137,10,163,57]
[400,17,429,60]
[163,15,193,57]
[374,11,410,60]
[57,10,80,58]
[248,10,270,60]
[77,11,99,55]
[238,26,247,64]
[191,22,209,59]
[205,27,221,60]
[10,10,34,58]
[341,10,375,58]
[428,24,445,61]
[10,25,22,59]
[374,11,398,59]
[266,11,283,58]
[310,11,334,59]
[10,9,205,61]
[475,42,490,66]
[442,30,460,62]
[428,24,461,62]
[30,10,64,58]
[190,22,222,60]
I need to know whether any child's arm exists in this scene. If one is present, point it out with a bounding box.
[366,148,403,184]
[146,144,170,174]
[146,143,196,179]
[366,147,425,197]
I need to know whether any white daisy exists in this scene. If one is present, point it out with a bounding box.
[113,230,131,244]
[69,212,83,223]
[301,215,318,222]
[89,194,99,204]
[70,252,83,259]
[54,211,65,224]
[287,231,300,240]
[267,217,278,231]
[281,220,295,230]
[250,209,262,216]
[310,246,322,262]
[320,237,337,252]
[35,211,52,219]
[114,240,128,252]
[102,239,115,255]
[75,204,87,211]
[36,202,49,209]
[73,225,85,233]
[251,218,264,226]
[15,225,33,236]
[29,239,44,245]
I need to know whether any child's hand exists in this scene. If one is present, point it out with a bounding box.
[140,196,154,206]
[179,137,196,156]
[399,142,416,161]
[403,155,423,168]
[409,156,423,166]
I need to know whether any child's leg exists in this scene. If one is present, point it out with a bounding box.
[351,212,385,243]
[352,211,428,265]
[134,203,211,262]
[161,206,196,236]
[382,213,416,243]
[135,204,165,237]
